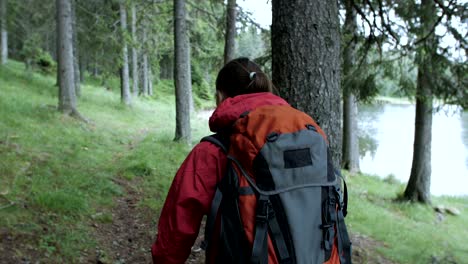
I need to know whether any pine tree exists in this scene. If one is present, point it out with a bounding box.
[173,0,192,143]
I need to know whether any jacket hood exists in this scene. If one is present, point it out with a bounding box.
[209,92,289,132]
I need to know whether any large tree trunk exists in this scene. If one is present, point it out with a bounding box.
[271,0,342,166]
[131,3,139,96]
[173,0,191,143]
[223,0,236,64]
[342,0,360,173]
[71,0,81,97]
[404,69,433,203]
[0,0,7,64]
[120,1,131,105]
[403,0,437,204]
[56,0,77,114]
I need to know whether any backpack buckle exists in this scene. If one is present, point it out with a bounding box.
[256,213,269,223]
[256,196,271,223]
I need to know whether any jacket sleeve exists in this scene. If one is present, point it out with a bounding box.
[151,142,226,264]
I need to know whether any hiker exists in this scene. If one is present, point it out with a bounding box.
[151,57,351,264]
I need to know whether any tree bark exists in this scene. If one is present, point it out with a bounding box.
[404,68,433,203]
[148,65,153,96]
[173,0,191,143]
[71,0,81,97]
[224,0,236,64]
[271,0,342,166]
[141,25,149,96]
[120,1,131,105]
[93,51,98,77]
[142,49,148,96]
[79,54,85,82]
[342,0,360,173]
[403,0,437,204]
[56,0,77,114]
[0,0,7,64]
[131,2,139,96]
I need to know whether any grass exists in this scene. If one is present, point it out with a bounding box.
[345,172,468,263]
[0,60,210,261]
[1,60,467,263]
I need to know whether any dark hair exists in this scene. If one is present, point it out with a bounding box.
[215,57,275,98]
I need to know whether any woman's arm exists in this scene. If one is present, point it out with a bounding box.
[151,142,226,264]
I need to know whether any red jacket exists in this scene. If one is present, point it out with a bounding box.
[151,92,289,264]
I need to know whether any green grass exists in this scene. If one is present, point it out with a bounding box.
[345,172,468,263]
[1,60,467,263]
[0,60,210,261]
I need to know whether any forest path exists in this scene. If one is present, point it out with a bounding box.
[90,129,206,264]
[92,177,153,264]
[91,179,397,263]
[91,176,206,264]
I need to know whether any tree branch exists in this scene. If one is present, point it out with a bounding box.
[376,0,399,43]
[414,0,456,45]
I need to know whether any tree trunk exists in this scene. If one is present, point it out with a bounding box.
[342,0,360,173]
[271,0,342,166]
[142,26,148,96]
[148,65,153,96]
[56,0,77,114]
[0,0,7,64]
[404,68,433,203]
[224,0,236,64]
[142,50,148,96]
[131,3,139,96]
[120,1,131,105]
[173,0,191,143]
[71,0,81,97]
[403,0,437,204]
[93,51,98,77]
[79,54,85,82]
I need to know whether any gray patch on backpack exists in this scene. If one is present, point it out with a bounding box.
[260,128,333,189]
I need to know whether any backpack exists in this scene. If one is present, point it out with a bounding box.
[201,104,352,264]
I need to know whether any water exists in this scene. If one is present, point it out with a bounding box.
[359,103,468,196]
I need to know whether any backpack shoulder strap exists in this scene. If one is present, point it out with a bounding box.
[200,133,230,153]
[200,133,230,252]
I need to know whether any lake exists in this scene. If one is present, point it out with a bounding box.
[359,103,468,196]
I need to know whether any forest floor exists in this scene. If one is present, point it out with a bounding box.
[87,173,397,264]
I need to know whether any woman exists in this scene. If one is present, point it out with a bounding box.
[151,57,289,264]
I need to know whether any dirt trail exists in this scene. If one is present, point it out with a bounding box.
[91,177,205,264]
[92,177,154,264]
[92,176,396,264]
